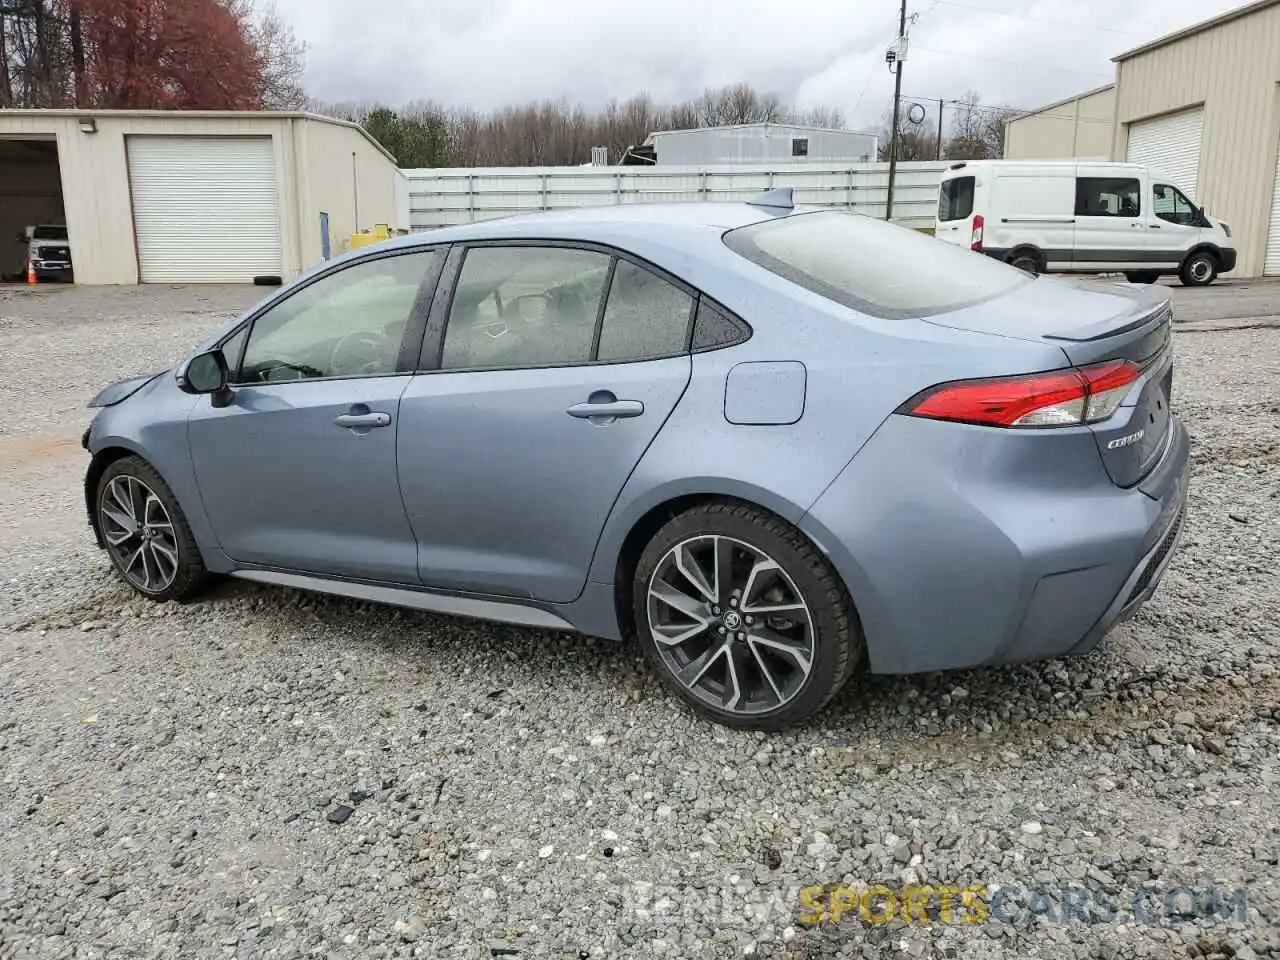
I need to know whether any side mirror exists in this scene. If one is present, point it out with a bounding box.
[177,349,233,407]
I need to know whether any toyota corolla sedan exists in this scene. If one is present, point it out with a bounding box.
[81,191,1189,730]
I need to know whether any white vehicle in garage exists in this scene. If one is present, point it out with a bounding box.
[934,160,1237,286]
[21,224,74,282]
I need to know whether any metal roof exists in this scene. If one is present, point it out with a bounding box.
[1112,0,1280,60]
[0,108,397,164]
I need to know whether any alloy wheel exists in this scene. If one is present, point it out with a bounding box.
[99,475,180,593]
[646,535,815,716]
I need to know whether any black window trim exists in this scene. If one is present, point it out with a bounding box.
[414,238,751,375]
[213,243,451,387]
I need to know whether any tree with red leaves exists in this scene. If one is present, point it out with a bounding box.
[0,0,305,109]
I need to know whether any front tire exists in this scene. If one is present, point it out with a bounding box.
[96,456,208,602]
[633,501,862,730]
[1179,251,1218,286]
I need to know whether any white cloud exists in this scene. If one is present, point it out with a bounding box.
[277,0,1247,129]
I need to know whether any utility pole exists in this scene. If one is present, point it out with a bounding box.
[936,98,944,160]
[884,0,908,221]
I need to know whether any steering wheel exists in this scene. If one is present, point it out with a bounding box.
[253,357,324,381]
[329,329,392,376]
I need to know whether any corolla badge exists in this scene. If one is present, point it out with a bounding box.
[1107,429,1146,450]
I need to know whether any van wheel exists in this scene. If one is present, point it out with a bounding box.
[1179,251,1218,287]
[1009,251,1042,275]
[1125,271,1160,284]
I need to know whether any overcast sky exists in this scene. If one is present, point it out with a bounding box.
[277,0,1246,129]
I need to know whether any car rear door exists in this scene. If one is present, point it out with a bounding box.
[396,242,695,604]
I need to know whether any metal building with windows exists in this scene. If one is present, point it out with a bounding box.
[1001,0,1280,278]
[0,110,410,284]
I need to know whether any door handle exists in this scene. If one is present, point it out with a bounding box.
[1149,224,1162,229]
[334,412,391,429]
[566,391,644,423]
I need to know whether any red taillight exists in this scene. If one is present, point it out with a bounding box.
[902,360,1141,428]
[970,214,985,252]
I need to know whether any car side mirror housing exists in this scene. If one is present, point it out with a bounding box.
[177,349,234,407]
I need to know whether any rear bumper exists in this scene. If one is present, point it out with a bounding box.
[799,414,1191,675]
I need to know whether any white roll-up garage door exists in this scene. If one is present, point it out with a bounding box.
[1125,107,1204,201]
[1265,136,1280,277]
[127,136,282,283]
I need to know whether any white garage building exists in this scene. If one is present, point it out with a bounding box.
[1002,0,1280,278]
[0,110,410,284]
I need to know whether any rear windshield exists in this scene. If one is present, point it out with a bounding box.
[722,210,1031,320]
[938,176,975,222]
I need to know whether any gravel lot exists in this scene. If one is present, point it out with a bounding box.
[1,279,1278,960]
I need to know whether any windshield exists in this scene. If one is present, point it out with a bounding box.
[722,210,1032,319]
[32,226,68,241]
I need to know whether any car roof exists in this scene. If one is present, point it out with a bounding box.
[374,201,784,252]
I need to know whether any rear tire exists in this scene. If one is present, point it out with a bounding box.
[1125,271,1160,284]
[96,456,208,602]
[1179,251,1218,287]
[632,501,862,731]
[1009,251,1042,275]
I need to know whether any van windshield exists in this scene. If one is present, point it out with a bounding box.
[938,176,975,222]
[723,210,1032,320]
[32,226,68,241]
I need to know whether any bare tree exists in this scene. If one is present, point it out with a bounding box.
[944,90,1018,160]
[875,104,939,161]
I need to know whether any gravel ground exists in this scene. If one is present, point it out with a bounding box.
[1,280,1278,960]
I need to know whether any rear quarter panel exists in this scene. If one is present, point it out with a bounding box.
[584,242,1076,588]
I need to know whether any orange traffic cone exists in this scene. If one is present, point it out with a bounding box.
[26,259,37,285]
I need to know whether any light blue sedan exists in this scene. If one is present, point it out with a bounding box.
[82,191,1189,729]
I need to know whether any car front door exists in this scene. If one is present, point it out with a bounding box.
[188,247,446,583]
[396,243,696,603]
[1149,182,1204,268]
[1072,175,1146,272]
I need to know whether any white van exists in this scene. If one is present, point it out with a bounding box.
[934,160,1236,286]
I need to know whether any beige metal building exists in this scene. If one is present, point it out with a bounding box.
[0,110,410,284]
[1002,0,1280,278]
[1001,84,1115,161]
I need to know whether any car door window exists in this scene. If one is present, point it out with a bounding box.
[441,246,611,370]
[1152,183,1199,226]
[236,250,440,383]
[596,259,695,362]
[1074,177,1141,217]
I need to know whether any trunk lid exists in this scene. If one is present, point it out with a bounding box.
[924,277,1175,488]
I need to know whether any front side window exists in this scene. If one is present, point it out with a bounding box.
[724,210,1030,320]
[938,176,975,222]
[236,249,440,383]
[1152,183,1200,226]
[1075,177,1141,217]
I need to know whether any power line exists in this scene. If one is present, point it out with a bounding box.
[925,0,1148,37]
[901,94,1115,124]
[910,45,1115,78]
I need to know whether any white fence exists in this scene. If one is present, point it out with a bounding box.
[403,160,949,232]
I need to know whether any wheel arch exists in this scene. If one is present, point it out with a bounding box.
[607,485,858,644]
[1182,243,1223,268]
[84,443,149,548]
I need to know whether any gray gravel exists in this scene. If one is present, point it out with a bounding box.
[1,280,1278,960]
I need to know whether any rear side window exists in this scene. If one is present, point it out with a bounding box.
[1075,177,1141,217]
[938,176,975,222]
[723,210,1031,320]
[596,260,694,362]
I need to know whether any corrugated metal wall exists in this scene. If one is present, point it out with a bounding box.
[1112,0,1280,277]
[403,161,949,232]
[1003,87,1116,161]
